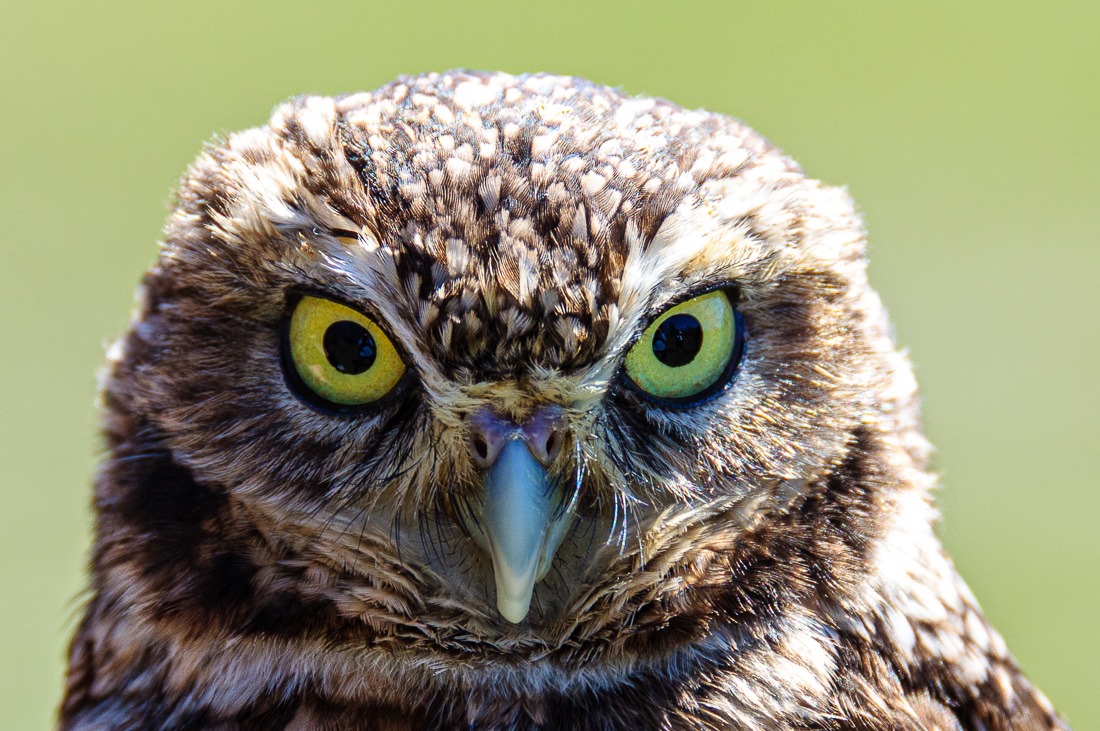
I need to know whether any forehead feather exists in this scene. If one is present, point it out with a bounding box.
[174,71,830,376]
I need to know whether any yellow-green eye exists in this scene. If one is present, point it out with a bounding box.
[285,296,407,410]
[623,289,745,404]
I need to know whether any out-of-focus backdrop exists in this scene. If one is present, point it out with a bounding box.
[2,1,1096,726]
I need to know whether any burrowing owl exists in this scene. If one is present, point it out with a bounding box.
[59,71,1068,730]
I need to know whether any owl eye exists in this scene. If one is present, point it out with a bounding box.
[284,295,407,411]
[623,289,745,404]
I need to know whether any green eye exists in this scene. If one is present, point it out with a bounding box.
[623,289,745,404]
[285,296,407,410]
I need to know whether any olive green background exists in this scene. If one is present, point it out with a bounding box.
[2,1,1096,727]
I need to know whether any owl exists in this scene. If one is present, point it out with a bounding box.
[59,71,1068,730]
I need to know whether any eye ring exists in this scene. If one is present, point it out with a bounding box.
[280,292,413,416]
[618,286,747,408]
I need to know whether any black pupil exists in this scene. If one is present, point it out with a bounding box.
[652,314,703,367]
[322,320,377,374]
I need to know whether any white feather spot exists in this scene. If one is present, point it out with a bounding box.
[445,157,472,180]
[581,171,608,196]
[453,80,499,110]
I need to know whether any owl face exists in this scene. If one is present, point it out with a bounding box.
[129,72,890,652]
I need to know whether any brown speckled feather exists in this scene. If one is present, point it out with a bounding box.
[60,71,1068,730]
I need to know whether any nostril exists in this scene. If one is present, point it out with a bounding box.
[466,408,514,467]
[472,434,489,462]
[466,405,564,468]
[543,430,563,463]
[523,404,566,465]
[469,431,494,467]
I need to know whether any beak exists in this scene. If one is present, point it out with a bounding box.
[479,439,574,623]
[464,407,575,623]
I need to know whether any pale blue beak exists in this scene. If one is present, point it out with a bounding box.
[478,438,574,622]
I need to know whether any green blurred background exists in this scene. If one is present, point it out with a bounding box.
[2,1,1096,726]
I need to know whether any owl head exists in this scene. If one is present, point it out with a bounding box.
[103,71,919,666]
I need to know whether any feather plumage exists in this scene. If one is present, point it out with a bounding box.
[60,71,1067,730]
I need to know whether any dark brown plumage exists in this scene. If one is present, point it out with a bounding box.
[60,71,1068,730]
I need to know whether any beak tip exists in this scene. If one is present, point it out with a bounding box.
[498,595,532,624]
